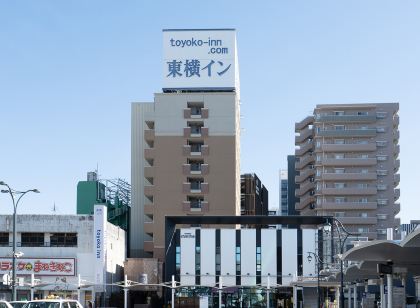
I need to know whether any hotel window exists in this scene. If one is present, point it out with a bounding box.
[334,168,345,174]
[334,139,345,144]
[334,125,345,130]
[357,183,368,188]
[335,153,345,159]
[335,197,346,203]
[357,111,368,116]
[360,213,368,218]
[359,198,368,203]
[361,169,369,174]
[334,111,345,116]
[334,183,345,189]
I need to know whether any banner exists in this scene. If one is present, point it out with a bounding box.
[0,258,76,276]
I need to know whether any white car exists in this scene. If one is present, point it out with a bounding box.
[0,301,12,308]
[23,300,83,308]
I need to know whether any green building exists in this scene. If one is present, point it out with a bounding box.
[77,172,130,231]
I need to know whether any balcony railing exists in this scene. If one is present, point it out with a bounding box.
[322,158,377,166]
[320,143,376,152]
[317,129,377,137]
[316,115,376,123]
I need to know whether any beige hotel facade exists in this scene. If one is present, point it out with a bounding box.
[295,103,400,240]
[131,92,241,259]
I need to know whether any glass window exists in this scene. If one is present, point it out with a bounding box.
[334,125,345,130]
[334,111,345,116]
[334,183,345,189]
[21,233,44,247]
[334,168,345,174]
[0,233,9,246]
[50,233,77,247]
[334,139,345,144]
[335,153,345,159]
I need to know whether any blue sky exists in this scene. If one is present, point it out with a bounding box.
[0,1,419,223]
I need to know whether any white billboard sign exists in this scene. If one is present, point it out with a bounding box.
[94,204,107,291]
[162,29,239,91]
[0,258,76,276]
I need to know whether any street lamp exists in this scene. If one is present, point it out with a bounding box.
[328,218,360,308]
[307,251,326,308]
[0,181,39,301]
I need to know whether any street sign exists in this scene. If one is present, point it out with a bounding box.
[2,273,10,285]
[377,263,393,275]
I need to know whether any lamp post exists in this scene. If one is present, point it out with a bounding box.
[329,218,360,308]
[307,251,325,308]
[0,181,39,301]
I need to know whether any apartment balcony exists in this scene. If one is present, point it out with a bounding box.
[395,159,400,171]
[322,158,377,166]
[295,168,315,183]
[321,187,377,195]
[321,172,377,181]
[183,108,209,119]
[339,217,378,224]
[295,195,315,210]
[295,127,313,144]
[394,203,401,214]
[320,143,376,152]
[316,114,377,123]
[182,201,209,212]
[317,129,377,137]
[144,241,154,252]
[182,164,209,175]
[182,182,209,194]
[144,222,154,234]
[394,174,400,185]
[318,202,377,211]
[394,145,400,156]
[394,115,399,127]
[295,116,314,132]
[144,129,155,141]
[144,203,154,215]
[144,166,155,178]
[295,154,315,169]
[394,130,400,140]
[295,141,313,156]
[144,185,154,195]
[144,148,155,159]
[394,188,400,200]
[295,180,314,196]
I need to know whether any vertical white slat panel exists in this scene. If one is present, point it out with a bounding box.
[220,229,236,286]
[200,229,216,286]
[302,229,317,278]
[261,229,277,286]
[241,229,256,286]
[180,228,196,286]
[281,229,297,286]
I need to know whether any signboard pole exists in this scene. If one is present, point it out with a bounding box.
[30,273,34,300]
[266,276,270,308]
[77,274,81,302]
[171,275,175,308]
[124,275,128,308]
[218,276,223,308]
[387,274,393,308]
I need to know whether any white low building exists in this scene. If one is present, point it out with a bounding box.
[0,205,125,306]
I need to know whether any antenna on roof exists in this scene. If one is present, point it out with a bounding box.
[52,202,57,214]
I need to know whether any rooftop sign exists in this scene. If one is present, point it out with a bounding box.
[162,29,239,92]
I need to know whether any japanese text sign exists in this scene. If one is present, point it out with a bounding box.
[162,29,239,91]
[0,258,76,276]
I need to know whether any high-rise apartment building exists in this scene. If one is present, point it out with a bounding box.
[240,173,268,216]
[131,93,241,259]
[279,170,288,216]
[295,103,400,239]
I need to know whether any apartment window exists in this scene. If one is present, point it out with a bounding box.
[357,183,368,188]
[334,183,345,189]
[376,141,388,147]
[360,213,368,218]
[188,159,203,171]
[361,169,369,174]
[359,198,368,203]
[334,111,345,116]
[358,227,369,233]
[377,199,388,205]
[357,111,368,116]
[334,125,345,130]
[334,168,345,174]
[376,112,387,119]
[377,229,387,235]
[334,139,345,144]
[377,170,388,176]
[376,127,386,133]
[377,155,388,161]
[335,153,345,159]
[189,141,204,153]
[188,122,204,134]
[21,233,44,247]
[188,178,203,190]
[236,247,241,272]
[316,170,322,176]
[334,212,345,217]
[359,154,369,159]
[0,233,9,247]
[50,233,77,247]
[356,140,368,144]
[377,214,388,220]
[316,141,321,148]
[316,155,322,162]
[335,197,346,203]
[377,184,387,190]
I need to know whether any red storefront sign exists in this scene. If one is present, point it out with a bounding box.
[0,258,76,276]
